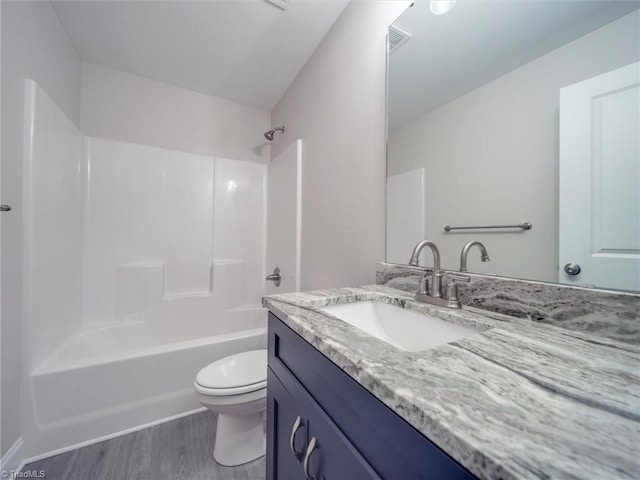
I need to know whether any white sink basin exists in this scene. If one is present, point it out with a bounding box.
[319,300,476,352]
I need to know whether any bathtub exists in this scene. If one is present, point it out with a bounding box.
[27,307,267,460]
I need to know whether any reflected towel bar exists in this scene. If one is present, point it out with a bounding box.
[444,222,532,232]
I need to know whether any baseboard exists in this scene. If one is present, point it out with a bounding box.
[1,437,25,475]
[24,407,206,465]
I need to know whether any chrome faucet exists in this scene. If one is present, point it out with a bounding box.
[460,241,490,272]
[409,240,470,308]
[409,240,443,298]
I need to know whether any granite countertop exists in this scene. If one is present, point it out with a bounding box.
[262,285,640,480]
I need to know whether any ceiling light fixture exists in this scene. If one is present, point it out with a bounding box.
[430,0,457,15]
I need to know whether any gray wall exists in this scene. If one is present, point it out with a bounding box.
[81,63,270,162]
[1,0,81,458]
[272,0,411,290]
[388,11,639,282]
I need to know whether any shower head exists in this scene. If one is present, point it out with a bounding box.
[264,126,285,141]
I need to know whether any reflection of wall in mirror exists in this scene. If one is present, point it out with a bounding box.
[386,168,426,265]
[387,10,639,283]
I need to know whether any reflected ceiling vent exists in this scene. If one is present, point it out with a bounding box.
[266,0,292,10]
[388,26,411,54]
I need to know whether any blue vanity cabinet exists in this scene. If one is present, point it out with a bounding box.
[267,368,305,479]
[267,368,380,479]
[267,312,477,480]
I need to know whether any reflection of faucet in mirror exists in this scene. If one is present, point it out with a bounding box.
[409,240,443,298]
[460,241,490,273]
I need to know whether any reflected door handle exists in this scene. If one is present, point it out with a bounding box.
[564,263,581,275]
[1,205,12,212]
[266,267,281,287]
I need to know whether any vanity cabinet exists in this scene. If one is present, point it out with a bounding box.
[266,312,476,479]
[268,369,378,479]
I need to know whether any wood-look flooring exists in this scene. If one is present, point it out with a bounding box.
[23,411,266,480]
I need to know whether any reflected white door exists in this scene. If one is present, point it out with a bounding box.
[266,139,302,294]
[559,62,640,291]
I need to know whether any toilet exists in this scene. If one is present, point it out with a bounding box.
[194,349,268,466]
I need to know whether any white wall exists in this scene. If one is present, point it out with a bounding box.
[271,0,411,290]
[388,11,640,282]
[81,63,270,163]
[1,0,81,459]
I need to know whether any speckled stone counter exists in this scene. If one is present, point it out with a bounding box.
[263,285,640,480]
[377,262,640,345]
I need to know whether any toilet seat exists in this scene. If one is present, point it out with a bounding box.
[194,379,267,396]
[195,349,267,396]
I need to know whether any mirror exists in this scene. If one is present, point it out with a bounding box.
[386,1,640,292]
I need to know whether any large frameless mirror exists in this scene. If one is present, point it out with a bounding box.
[386,1,640,292]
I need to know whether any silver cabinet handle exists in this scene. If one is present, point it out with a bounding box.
[266,267,281,287]
[289,415,303,460]
[302,436,317,480]
[0,205,11,212]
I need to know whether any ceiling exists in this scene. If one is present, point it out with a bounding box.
[52,0,349,111]
[388,1,640,130]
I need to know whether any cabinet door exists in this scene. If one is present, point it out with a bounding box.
[273,361,380,480]
[303,404,381,480]
[267,368,307,480]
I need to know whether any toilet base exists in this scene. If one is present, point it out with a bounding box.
[213,410,266,466]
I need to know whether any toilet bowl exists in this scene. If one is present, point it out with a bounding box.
[194,349,268,466]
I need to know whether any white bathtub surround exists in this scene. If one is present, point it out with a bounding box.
[213,157,267,309]
[22,80,84,371]
[82,139,267,324]
[0,438,25,475]
[21,83,269,460]
[28,313,266,461]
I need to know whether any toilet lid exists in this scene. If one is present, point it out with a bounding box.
[196,349,267,389]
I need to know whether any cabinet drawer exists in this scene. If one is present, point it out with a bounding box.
[268,312,476,479]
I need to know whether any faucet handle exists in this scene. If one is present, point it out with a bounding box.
[445,273,469,309]
[417,276,428,295]
[446,273,470,283]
